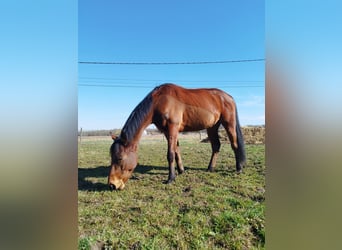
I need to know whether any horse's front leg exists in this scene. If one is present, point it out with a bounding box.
[165,127,179,184]
[175,140,185,174]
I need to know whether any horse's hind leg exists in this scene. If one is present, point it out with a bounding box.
[207,124,221,172]
[175,140,184,174]
[222,120,243,173]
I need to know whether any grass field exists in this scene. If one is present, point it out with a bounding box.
[78,134,265,249]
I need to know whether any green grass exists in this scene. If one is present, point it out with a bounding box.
[78,136,265,249]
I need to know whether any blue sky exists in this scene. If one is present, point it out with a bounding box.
[79,0,265,130]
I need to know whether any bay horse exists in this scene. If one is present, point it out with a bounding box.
[108,83,246,190]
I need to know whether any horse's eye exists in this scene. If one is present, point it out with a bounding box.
[115,155,122,161]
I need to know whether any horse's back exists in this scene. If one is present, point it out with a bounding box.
[152,84,236,131]
[153,83,232,107]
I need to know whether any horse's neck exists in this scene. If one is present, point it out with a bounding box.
[123,116,152,149]
[130,119,151,145]
[121,93,154,147]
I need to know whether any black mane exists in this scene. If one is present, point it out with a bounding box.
[120,87,156,143]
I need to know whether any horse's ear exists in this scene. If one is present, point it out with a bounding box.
[110,131,117,141]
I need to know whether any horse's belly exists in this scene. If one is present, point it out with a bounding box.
[181,107,219,131]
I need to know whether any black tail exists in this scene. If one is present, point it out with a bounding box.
[235,109,246,171]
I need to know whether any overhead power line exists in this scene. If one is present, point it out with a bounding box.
[78,58,265,65]
[78,83,263,88]
[79,77,264,83]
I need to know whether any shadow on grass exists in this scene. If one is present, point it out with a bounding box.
[78,164,217,191]
[135,164,210,174]
[135,164,163,174]
[78,166,109,191]
[78,164,168,191]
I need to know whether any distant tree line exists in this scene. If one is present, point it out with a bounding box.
[78,129,121,137]
[78,125,265,140]
[78,128,163,137]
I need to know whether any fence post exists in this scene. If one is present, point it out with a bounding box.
[79,127,82,143]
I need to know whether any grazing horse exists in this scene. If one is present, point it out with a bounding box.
[108,83,246,190]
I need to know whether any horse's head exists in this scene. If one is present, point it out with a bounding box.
[108,137,137,190]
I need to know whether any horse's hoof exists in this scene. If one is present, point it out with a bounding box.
[164,178,175,184]
[178,169,185,175]
[207,168,214,172]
